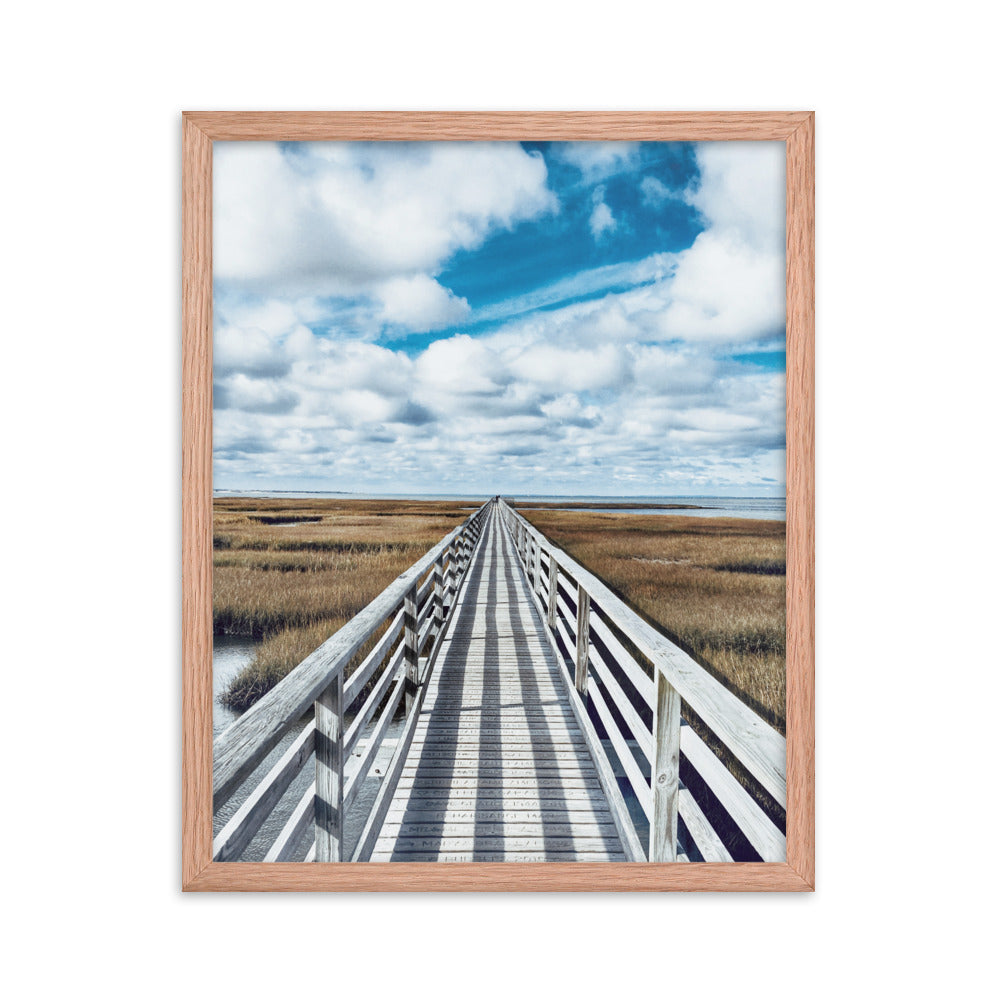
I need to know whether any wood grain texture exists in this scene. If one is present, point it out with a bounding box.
[181,110,815,892]
[181,115,212,889]
[183,861,811,892]
[183,110,811,142]
[373,508,627,863]
[784,113,816,889]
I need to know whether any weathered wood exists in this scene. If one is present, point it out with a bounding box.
[415,572,433,613]
[343,671,407,812]
[522,570,647,859]
[212,723,315,863]
[384,836,619,852]
[213,505,486,806]
[343,645,404,757]
[588,608,655,710]
[351,658,430,861]
[384,822,620,838]
[384,806,613,822]
[587,678,652,822]
[547,554,558,628]
[369,505,629,862]
[680,725,786,861]
[403,582,419,715]
[341,609,404,710]
[396,771,602,785]
[678,789,732,863]
[409,735,584,745]
[505,503,786,809]
[433,556,444,633]
[650,671,682,862]
[263,782,315,863]
[314,674,344,862]
[400,764,598,778]
[588,643,653,763]
[213,496,786,870]
[575,585,591,694]
[369,851,627,862]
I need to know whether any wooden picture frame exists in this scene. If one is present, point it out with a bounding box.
[182,111,814,891]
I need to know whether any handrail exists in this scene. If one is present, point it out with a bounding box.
[497,499,786,862]
[212,499,492,862]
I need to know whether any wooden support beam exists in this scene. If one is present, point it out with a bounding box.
[403,582,419,715]
[314,674,344,861]
[650,670,682,862]
[433,556,444,633]
[547,555,558,629]
[575,585,591,694]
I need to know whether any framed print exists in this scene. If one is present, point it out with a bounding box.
[182,111,814,891]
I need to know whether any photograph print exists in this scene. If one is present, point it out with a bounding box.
[210,135,789,865]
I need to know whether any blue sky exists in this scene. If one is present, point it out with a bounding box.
[213,140,786,496]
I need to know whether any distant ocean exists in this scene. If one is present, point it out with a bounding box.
[214,491,786,522]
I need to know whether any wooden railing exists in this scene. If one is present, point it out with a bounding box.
[497,499,787,863]
[212,500,492,862]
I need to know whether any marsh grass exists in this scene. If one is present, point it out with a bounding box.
[520,509,787,732]
[214,498,471,710]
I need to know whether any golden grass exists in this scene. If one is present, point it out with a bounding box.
[519,509,787,733]
[213,498,472,710]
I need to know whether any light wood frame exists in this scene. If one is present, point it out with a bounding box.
[182,111,814,892]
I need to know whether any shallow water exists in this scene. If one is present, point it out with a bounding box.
[212,634,405,861]
[212,634,257,738]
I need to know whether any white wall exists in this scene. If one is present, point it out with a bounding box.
[4,3,995,996]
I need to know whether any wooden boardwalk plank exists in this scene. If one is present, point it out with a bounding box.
[373,506,624,862]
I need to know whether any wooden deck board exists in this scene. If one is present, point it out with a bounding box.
[373,506,624,862]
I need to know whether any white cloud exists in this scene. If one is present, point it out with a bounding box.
[212,142,787,494]
[214,141,556,296]
[214,325,291,378]
[640,175,675,207]
[654,231,785,341]
[687,142,786,253]
[376,274,470,331]
[649,141,787,342]
[556,142,640,181]
[506,341,631,394]
[589,186,617,241]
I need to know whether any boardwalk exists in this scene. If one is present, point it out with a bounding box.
[372,507,624,861]
[212,498,786,865]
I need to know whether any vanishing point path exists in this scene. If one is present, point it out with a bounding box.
[212,497,787,866]
[372,505,624,861]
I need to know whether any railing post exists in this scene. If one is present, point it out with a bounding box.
[403,582,419,714]
[650,670,682,862]
[314,673,344,861]
[533,538,542,595]
[575,585,590,694]
[433,555,444,636]
[547,554,558,629]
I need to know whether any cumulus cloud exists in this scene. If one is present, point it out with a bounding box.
[649,142,786,343]
[212,141,786,494]
[214,141,556,296]
[376,274,470,331]
[686,142,785,252]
